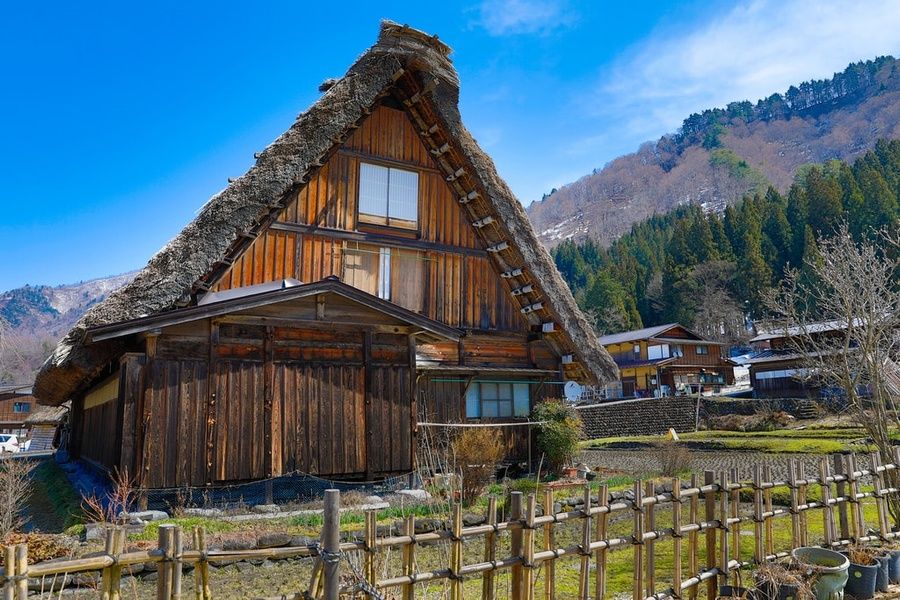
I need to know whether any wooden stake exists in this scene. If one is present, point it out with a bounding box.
[101,528,115,600]
[543,489,555,600]
[157,525,173,600]
[848,454,865,539]
[2,545,12,600]
[510,492,524,600]
[753,466,764,565]
[365,511,377,588]
[322,489,341,600]
[819,457,835,546]
[172,526,183,600]
[703,471,716,600]
[762,465,774,557]
[13,546,26,600]
[798,462,809,547]
[109,527,126,600]
[579,485,592,600]
[523,494,537,600]
[645,480,655,598]
[718,472,730,589]
[483,497,497,600]
[450,505,464,600]
[834,454,850,540]
[729,468,740,587]
[871,452,889,540]
[632,480,644,600]
[402,515,416,600]
[595,485,608,600]
[672,478,683,599]
[688,474,699,600]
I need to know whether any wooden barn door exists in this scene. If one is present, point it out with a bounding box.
[212,360,267,481]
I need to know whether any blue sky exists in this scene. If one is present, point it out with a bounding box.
[2,0,900,291]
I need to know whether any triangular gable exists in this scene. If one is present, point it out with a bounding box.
[34,21,618,406]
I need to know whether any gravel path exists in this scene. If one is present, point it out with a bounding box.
[579,449,871,481]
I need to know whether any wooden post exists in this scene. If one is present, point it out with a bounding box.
[871,452,889,540]
[762,465,774,557]
[101,528,116,600]
[543,489,556,600]
[788,460,801,549]
[483,497,497,600]
[172,526,183,600]
[703,471,716,600]
[632,480,644,600]
[595,485,609,600]
[728,468,739,587]
[718,472,729,589]
[753,466,764,565]
[848,453,865,539]
[523,495,537,600]
[645,480,655,598]
[834,455,850,540]
[579,485,592,600]
[157,524,173,600]
[3,545,14,600]
[510,491,524,600]
[402,515,416,600]
[672,478,683,599]
[688,474,699,600]
[365,511,377,592]
[450,504,463,600]
[798,461,809,547]
[193,527,211,600]
[13,546,26,600]
[104,527,126,600]
[322,489,341,600]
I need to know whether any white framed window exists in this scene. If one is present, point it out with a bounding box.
[696,345,709,355]
[358,162,419,229]
[377,247,391,300]
[648,344,670,360]
[633,344,641,356]
[465,382,530,418]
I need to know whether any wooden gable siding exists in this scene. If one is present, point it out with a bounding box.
[209,104,526,333]
[78,398,120,470]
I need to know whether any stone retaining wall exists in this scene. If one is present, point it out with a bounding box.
[576,396,699,439]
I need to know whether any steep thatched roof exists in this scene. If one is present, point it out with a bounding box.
[34,21,617,406]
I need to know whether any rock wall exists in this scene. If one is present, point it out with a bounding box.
[576,397,699,439]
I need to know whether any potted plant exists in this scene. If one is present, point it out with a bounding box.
[754,561,812,600]
[843,545,879,600]
[791,547,849,600]
[879,541,900,584]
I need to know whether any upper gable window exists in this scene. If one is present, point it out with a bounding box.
[358,162,418,230]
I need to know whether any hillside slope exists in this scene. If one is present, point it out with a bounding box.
[528,56,900,246]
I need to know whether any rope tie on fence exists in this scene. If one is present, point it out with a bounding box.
[312,542,342,565]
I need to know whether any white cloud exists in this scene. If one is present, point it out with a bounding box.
[475,0,575,36]
[592,0,900,141]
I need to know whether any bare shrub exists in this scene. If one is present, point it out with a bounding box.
[82,467,136,524]
[0,458,33,537]
[451,429,504,505]
[655,441,691,477]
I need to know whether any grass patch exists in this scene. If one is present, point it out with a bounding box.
[28,460,83,531]
[134,517,237,541]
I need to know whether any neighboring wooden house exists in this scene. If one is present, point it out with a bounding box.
[23,404,67,451]
[598,323,734,398]
[0,384,34,437]
[33,22,617,490]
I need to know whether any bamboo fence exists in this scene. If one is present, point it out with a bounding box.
[3,452,900,599]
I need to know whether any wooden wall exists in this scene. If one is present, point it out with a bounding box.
[209,103,526,333]
[79,399,120,470]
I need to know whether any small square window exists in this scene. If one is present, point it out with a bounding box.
[13,402,30,413]
[696,345,709,355]
[358,162,418,229]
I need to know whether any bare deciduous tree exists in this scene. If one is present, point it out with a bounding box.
[767,224,900,520]
[0,458,33,537]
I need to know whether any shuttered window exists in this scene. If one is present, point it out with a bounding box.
[358,162,419,229]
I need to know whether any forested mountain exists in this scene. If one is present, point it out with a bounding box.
[0,271,136,382]
[529,56,900,247]
[551,140,900,341]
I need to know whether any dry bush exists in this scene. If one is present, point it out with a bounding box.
[708,410,792,432]
[451,429,504,505]
[655,440,691,477]
[2,533,75,562]
[82,467,136,524]
[0,458,33,537]
[848,544,879,565]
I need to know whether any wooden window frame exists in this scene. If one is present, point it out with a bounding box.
[479,382,514,418]
[696,345,709,355]
[357,161,420,232]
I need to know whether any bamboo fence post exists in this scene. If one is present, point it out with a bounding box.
[847,454,865,539]
[543,489,555,600]
[523,494,537,600]
[718,472,729,589]
[3,545,13,600]
[579,485,592,600]
[13,546,26,600]
[594,485,608,600]
[798,461,809,547]
[322,489,341,600]
[818,457,834,547]
[703,471,717,600]
[450,503,463,600]
[645,480,655,598]
[172,525,184,600]
[672,478,683,599]
[364,511,377,588]
[728,468,739,587]
[871,452,889,540]
[510,491,524,600]
[402,515,416,600]
[157,524,173,600]
[762,465,774,558]
[101,528,116,600]
[688,474,699,600]
[192,527,206,600]
[632,480,644,600]
[834,454,850,540]
[753,465,764,566]
[483,497,497,600]
[788,460,800,550]
[109,527,126,600]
